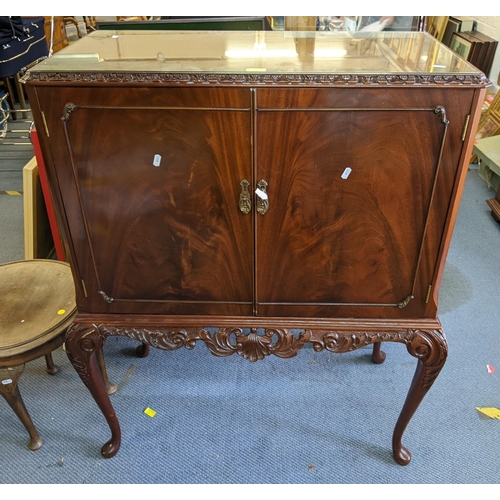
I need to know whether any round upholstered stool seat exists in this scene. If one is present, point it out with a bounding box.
[0,259,77,450]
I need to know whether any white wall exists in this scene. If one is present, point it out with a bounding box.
[469,16,500,88]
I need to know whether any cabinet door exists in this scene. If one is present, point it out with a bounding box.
[37,87,253,315]
[256,88,467,318]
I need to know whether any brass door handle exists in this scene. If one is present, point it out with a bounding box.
[256,179,269,215]
[239,179,251,214]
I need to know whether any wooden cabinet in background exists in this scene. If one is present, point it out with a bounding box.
[24,30,488,466]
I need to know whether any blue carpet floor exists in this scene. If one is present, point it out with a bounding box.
[1,170,500,484]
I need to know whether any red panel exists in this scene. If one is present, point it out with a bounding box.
[30,127,65,261]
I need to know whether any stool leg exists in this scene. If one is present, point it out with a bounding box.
[3,77,16,120]
[2,78,16,120]
[13,74,28,119]
[44,353,60,375]
[96,348,118,395]
[0,365,43,450]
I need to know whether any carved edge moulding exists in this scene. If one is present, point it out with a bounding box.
[22,71,489,86]
[65,321,447,466]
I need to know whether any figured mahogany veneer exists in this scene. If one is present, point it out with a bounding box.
[24,30,487,465]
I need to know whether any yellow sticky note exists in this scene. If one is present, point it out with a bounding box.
[144,407,156,418]
[57,309,66,315]
[476,407,500,419]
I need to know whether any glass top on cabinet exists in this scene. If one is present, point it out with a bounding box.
[30,30,483,76]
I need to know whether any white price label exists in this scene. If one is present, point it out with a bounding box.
[153,154,162,167]
[341,167,352,179]
[2,379,12,385]
[255,188,268,200]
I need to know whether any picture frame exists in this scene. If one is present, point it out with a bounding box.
[442,17,461,47]
[426,16,449,41]
[450,32,474,59]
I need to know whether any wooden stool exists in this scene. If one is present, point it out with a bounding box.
[0,259,116,450]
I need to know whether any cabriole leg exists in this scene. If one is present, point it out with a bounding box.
[371,341,386,364]
[392,329,448,465]
[136,343,150,358]
[65,323,121,458]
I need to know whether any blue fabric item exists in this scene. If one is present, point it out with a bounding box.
[0,17,48,78]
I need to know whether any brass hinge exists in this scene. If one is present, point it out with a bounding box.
[41,111,50,137]
[425,285,432,304]
[461,114,470,141]
[81,279,88,298]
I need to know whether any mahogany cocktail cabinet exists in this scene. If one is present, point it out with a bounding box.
[24,30,487,465]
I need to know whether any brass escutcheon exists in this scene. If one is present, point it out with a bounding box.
[256,179,269,215]
[239,179,251,214]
